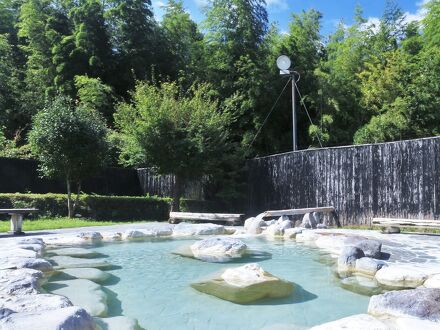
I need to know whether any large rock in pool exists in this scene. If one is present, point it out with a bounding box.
[190,237,247,261]
[244,217,266,234]
[0,306,95,330]
[45,279,108,317]
[191,263,294,304]
[368,287,440,321]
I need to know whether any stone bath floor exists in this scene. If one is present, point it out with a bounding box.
[0,222,438,329]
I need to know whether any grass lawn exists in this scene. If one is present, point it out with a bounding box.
[342,225,440,234]
[0,217,152,232]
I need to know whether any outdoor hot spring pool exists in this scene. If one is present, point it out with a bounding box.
[46,237,370,329]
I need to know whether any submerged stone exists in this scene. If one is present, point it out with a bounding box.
[94,316,140,330]
[50,247,98,258]
[45,279,108,317]
[355,257,387,276]
[191,263,294,304]
[375,265,428,288]
[60,268,110,283]
[50,256,111,269]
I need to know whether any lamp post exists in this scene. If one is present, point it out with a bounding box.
[277,55,298,151]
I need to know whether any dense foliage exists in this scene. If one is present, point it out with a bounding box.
[28,96,108,216]
[115,81,231,210]
[0,0,439,161]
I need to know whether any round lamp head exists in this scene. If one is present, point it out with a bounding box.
[277,55,291,71]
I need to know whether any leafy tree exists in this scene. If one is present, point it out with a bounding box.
[114,81,231,211]
[161,0,205,84]
[106,0,159,93]
[423,0,440,48]
[74,75,114,122]
[29,96,109,217]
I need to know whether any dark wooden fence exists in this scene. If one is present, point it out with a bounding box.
[247,137,440,225]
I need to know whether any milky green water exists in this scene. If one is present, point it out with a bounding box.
[77,237,370,330]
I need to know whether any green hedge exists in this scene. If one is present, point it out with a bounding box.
[0,193,171,221]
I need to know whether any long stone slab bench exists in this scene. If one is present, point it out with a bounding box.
[372,217,440,229]
[0,209,38,235]
[169,212,244,225]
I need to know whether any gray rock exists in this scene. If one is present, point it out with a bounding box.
[77,232,103,240]
[353,239,382,259]
[312,212,322,224]
[0,306,95,330]
[294,220,302,227]
[316,223,327,229]
[301,213,317,229]
[368,287,440,321]
[382,226,401,234]
[338,246,365,272]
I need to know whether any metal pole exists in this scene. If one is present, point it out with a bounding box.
[292,75,297,151]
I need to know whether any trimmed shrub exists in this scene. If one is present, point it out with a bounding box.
[0,193,171,221]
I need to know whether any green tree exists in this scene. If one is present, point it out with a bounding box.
[114,81,231,211]
[161,0,205,83]
[74,75,114,122]
[29,96,109,217]
[423,0,440,48]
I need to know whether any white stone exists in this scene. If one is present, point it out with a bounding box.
[0,293,72,313]
[284,228,302,239]
[388,317,440,330]
[60,268,110,283]
[172,223,225,236]
[244,217,266,234]
[221,263,270,286]
[0,268,44,295]
[190,237,247,259]
[0,306,95,330]
[94,316,140,330]
[375,265,429,288]
[355,257,387,276]
[102,232,122,241]
[309,314,389,330]
[295,230,319,243]
[301,213,317,229]
[0,248,38,259]
[50,247,98,258]
[45,279,108,317]
[424,274,440,288]
[78,232,103,240]
[0,257,52,272]
[122,230,151,240]
[315,235,346,255]
[50,256,111,269]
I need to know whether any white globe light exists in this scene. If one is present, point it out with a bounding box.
[276,55,291,71]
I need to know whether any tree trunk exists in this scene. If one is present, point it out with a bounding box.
[171,175,184,212]
[73,181,81,217]
[66,178,73,218]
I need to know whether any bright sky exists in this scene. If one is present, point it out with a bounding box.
[151,0,428,36]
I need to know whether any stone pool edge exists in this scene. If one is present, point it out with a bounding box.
[0,222,438,329]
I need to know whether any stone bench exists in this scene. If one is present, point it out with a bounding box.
[372,217,440,231]
[169,212,244,226]
[0,208,38,235]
